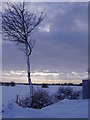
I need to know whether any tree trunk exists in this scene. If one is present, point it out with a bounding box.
[26,44,33,107]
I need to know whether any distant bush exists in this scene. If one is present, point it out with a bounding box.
[5,83,10,86]
[42,83,48,88]
[78,83,82,86]
[10,81,15,87]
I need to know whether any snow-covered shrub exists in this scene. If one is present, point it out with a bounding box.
[63,87,73,98]
[56,87,73,100]
[55,87,66,100]
[56,87,81,100]
[70,91,81,100]
[16,86,81,109]
[16,89,53,109]
[31,89,52,109]
[16,95,29,107]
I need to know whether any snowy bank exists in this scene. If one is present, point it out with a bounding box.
[2,85,88,118]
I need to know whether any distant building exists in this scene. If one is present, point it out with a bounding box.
[82,80,90,99]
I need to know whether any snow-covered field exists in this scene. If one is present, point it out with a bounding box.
[1,85,88,118]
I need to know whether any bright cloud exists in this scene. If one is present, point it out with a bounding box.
[2,70,88,83]
[3,70,59,77]
[31,72,59,76]
[39,25,50,32]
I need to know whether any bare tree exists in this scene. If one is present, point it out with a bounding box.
[2,2,44,106]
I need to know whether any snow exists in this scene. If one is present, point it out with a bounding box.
[1,85,88,118]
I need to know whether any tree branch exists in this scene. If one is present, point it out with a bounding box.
[2,2,44,55]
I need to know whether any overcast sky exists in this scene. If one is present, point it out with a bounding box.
[2,2,88,83]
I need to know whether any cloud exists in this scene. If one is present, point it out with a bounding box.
[3,70,59,77]
[2,70,88,83]
[31,72,59,76]
[39,25,50,32]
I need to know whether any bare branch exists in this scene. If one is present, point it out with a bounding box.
[2,2,44,55]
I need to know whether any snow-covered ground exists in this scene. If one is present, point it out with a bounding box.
[1,85,88,118]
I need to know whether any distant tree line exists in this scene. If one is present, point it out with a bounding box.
[0,82,82,87]
[0,81,16,86]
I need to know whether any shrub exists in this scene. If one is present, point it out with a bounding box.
[70,91,81,100]
[55,87,66,100]
[56,86,81,100]
[16,89,53,109]
[56,87,73,100]
[42,83,48,88]
[63,87,73,98]
[31,89,52,109]
[16,86,81,109]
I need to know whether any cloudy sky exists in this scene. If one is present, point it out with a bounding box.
[2,2,88,84]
